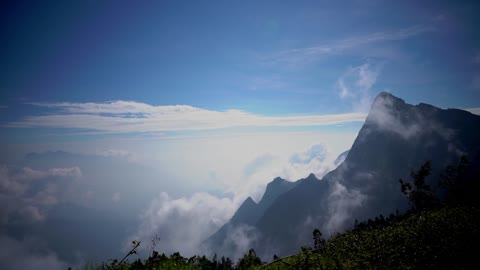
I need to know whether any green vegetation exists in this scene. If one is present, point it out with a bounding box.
[263,206,479,269]
[84,251,237,270]
[86,158,479,269]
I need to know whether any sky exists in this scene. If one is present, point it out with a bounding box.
[1,0,480,268]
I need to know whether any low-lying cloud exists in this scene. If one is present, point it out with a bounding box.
[282,144,342,181]
[367,93,455,141]
[217,224,261,260]
[129,142,350,259]
[325,182,367,235]
[0,165,81,224]
[368,94,422,139]
[0,129,358,264]
[130,192,237,257]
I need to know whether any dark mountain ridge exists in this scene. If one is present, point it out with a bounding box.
[204,176,298,256]
[206,91,480,258]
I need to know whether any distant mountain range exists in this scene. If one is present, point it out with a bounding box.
[204,91,480,259]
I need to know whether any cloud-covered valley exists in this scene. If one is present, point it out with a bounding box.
[0,129,357,265]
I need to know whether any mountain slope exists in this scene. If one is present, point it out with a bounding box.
[264,207,480,269]
[254,92,480,256]
[209,91,480,258]
[204,177,297,256]
[257,177,299,214]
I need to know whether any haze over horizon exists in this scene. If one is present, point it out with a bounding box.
[1,0,480,268]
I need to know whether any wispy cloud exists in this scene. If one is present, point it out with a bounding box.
[268,25,435,64]
[325,182,366,234]
[337,63,381,112]
[7,102,367,133]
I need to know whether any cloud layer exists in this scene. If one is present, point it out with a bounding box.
[0,165,82,269]
[8,102,366,133]
[0,165,81,224]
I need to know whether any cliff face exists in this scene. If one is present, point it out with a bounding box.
[206,92,480,258]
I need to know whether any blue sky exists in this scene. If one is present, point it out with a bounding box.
[1,0,479,144]
[1,0,480,268]
[2,1,479,116]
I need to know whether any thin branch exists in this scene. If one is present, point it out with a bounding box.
[118,241,141,266]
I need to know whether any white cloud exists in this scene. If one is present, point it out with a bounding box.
[128,142,350,258]
[27,100,158,114]
[217,224,260,260]
[367,93,423,139]
[0,165,81,224]
[337,63,380,111]
[0,165,81,196]
[211,132,356,202]
[366,93,458,142]
[289,144,326,164]
[325,182,366,235]
[243,154,276,177]
[282,144,340,181]
[8,102,367,133]
[130,192,237,257]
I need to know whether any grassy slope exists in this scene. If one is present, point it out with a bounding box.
[265,206,480,270]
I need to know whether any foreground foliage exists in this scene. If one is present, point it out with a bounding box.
[264,206,480,269]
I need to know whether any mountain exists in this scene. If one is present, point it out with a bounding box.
[257,177,301,214]
[230,196,259,225]
[204,177,298,256]
[206,91,480,259]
